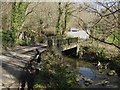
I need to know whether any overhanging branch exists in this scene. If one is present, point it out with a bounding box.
[77,18,120,50]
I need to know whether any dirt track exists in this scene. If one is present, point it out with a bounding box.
[1,45,46,89]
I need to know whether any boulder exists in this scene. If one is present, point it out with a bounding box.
[84,78,93,86]
[107,70,116,76]
[101,80,109,86]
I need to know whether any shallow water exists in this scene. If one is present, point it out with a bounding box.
[79,67,120,88]
[79,67,104,80]
[63,55,120,88]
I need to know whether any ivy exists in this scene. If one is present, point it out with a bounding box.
[2,2,29,48]
[11,2,28,31]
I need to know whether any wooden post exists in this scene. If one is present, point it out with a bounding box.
[47,37,53,49]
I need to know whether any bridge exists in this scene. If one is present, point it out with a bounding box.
[47,36,80,55]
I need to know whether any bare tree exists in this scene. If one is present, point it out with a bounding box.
[75,1,120,49]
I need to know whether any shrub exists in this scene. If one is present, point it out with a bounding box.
[2,30,16,48]
[34,50,81,88]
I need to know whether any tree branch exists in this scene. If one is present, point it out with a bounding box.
[97,2,118,19]
[79,21,120,49]
[103,9,120,17]
[25,3,38,16]
[73,14,120,49]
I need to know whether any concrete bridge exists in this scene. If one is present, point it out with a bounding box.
[47,36,79,55]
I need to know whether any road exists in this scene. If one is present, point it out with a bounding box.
[1,44,47,89]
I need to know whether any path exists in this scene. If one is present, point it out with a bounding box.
[1,44,47,89]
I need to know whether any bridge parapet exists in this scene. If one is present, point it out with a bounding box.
[47,36,78,51]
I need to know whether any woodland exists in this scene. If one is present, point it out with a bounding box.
[1,1,120,89]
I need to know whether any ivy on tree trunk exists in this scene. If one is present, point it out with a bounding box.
[11,2,29,46]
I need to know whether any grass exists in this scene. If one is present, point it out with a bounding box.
[106,35,119,44]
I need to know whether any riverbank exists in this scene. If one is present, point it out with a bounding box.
[63,55,120,88]
[2,44,119,89]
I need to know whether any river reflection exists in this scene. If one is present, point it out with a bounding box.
[79,67,104,80]
[79,67,120,88]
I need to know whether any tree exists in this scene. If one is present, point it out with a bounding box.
[56,2,79,35]
[11,2,29,45]
[76,1,120,49]
[2,2,38,47]
[61,2,73,35]
[56,2,63,35]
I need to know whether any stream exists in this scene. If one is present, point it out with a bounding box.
[25,49,120,88]
[63,55,120,88]
[79,67,120,88]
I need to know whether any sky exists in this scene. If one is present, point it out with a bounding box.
[1,0,118,2]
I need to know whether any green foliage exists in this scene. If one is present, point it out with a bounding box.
[1,2,29,48]
[17,38,30,46]
[78,45,110,62]
[34,50,81,88]
[2,30,16,48]
[10,2,29,47]
[34,84,46,88]
[11,2,28,30]
[106,29,120,45]
[96,48,106,60]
